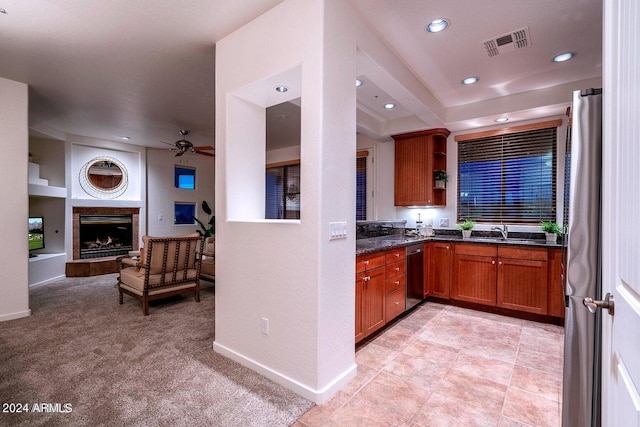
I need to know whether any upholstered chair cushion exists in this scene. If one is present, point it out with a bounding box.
[141,233,200,275]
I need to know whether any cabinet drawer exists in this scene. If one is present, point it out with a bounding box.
[385,248,406,263]
[356,253,385,273]
[385,273,405,293]
[498,246,548,261]
[385,260,405,277]
[455,243,497,257]
[385,287,406,322]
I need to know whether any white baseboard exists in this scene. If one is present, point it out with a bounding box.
[213,340,357,404]
[29,275,66,289]
[0,309,32,322]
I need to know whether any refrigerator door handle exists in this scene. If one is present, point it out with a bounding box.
[583,292,615,316]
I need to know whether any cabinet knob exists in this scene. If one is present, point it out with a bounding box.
[395,267,400,272]
[395,301,400,305]
[492,260,496,265]
[364,260,369,265]
[499,261,503,266]
[363,276,370,282]
[395,253,400,257]
[395,281,400,285]
[446,246,450,250]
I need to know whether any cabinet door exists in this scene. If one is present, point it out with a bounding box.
[547,248,565,318]
[394,135,433,206]
[393,128,450,206]
[363,266,386,337]
[429,242,452,299]
[355,272,365,343]
[497,258,548,314]
[452,254,497,305]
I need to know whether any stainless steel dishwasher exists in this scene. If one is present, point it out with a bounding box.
[405,243,424,311]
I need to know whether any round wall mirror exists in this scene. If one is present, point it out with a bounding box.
[79,156,129,199]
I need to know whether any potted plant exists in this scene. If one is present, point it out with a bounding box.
[459,220,475,239]
[434,171,448,189]
[193,200,215,237]
[541,221,561,244]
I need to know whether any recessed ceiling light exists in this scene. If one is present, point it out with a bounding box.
[495,117,509,123]
[553,52,575,63]
[120,136,131,140]
[384,103,396,109]
[275,85,289,93]
[462,76,479,85]
[426,18,449,33]
[356,79,363,87]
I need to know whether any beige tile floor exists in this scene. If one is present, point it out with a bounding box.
[294,302,564,427]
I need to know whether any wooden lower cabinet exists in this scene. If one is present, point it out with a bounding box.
[496,246,548,315]
[355,266,385,342]
[385,287,406,322]
[428,242,453,299]
[452,244,497,306]
[356,247,406,343]
[547,248,565,318]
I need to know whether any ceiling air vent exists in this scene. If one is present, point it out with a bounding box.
[483,27,531,57]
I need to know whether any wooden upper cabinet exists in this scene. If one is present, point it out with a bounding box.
[393,128,450,206]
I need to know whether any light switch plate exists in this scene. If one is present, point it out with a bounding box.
[330,221,348,240]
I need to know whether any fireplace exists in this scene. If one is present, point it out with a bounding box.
[79,215,133,259]
[72,207,140,260]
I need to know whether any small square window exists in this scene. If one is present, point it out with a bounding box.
[174,202,195,225]
[175,166,196,189]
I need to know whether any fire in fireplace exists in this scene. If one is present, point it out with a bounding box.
[79,215,133,259]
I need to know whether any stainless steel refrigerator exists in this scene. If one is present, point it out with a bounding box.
[562,88,602,427]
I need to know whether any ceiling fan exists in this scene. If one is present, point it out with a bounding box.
[163,130,214,157]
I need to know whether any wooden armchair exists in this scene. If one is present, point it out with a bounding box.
[117,233,205,315]
[200,236,215,283]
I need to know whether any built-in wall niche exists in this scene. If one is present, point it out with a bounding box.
[265,98,301,220]
[226,65,302,221]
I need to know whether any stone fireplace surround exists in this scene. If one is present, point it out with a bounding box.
[67,207,140,277]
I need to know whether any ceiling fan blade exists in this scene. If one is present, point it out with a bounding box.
[193,145,214,151]
[195,150,215,157]
[174,150,185,157]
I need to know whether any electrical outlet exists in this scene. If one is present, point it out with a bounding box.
[439,218,449,227]
[261,317,269,335]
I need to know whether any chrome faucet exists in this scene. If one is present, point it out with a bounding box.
[491,224,509,240]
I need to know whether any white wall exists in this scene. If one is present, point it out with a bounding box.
[146,148,215,237]
[64,135,147,254]
[29,137,67,254]
[0,77,31,321]
[215,0,357,403]
[266,145,301,164]
[356,133,395,220]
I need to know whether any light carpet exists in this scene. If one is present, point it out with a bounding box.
[0,274,314,426]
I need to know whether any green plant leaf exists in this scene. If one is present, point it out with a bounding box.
[202,200,212,216]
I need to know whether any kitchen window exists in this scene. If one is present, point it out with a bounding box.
[356,153,367,221]
[265,162,300,219]
[456,120,560,224]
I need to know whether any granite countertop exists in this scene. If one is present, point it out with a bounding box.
[356,233,563,256]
